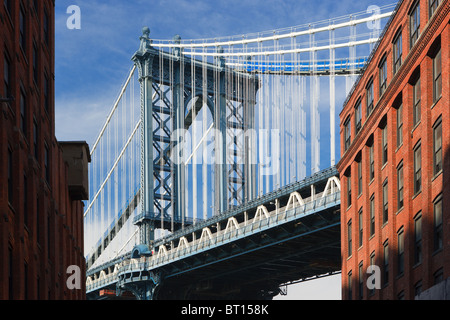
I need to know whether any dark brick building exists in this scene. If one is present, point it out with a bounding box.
[1,0,89,299]
[337,0,449,300]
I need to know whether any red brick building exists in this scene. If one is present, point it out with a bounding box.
[0,0,89,299]
[337,0,449,300]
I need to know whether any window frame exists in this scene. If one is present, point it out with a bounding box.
[355,98,362,134]
[409,0,420,48]
[347,170,352,209]
[398,227,404,276]
[414,212,422,265]
[397,161,404,210]
[370,194,375,237]
[369,141,375,181]
[382,178,388,224]
[358,207,363,247]
[433,194,443,252]
[413,76,421,127]
[3,54,11,99]
[357,159,363,196]
[379,55,388,96]
[397,104,403,147]
[393,29,402,74]
[432,44,442,103]
[348,219,352,257]
[414,142,422,195]
[382,123,388,165]
[7,147,13,205]
[383,240,389,286]
[344,116,351,151]
[366,78,374,116]
[433,117,442,176]
[429,0,441,17]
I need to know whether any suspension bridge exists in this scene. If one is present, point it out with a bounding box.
[84,4,396,299]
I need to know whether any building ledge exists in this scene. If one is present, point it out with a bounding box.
[59,141,91,201]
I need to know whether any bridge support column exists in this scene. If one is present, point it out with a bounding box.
[132,27,157,244]
[173,40,186,225]
[214,47,228,215]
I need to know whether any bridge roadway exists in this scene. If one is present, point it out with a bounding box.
[86,166,341,300]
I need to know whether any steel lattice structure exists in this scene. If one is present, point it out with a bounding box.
[84,4,395,287]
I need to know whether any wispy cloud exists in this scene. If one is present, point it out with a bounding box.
[54,0,396,145]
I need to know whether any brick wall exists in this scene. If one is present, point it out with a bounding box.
[337,0,449,300]
[0,0,86,300]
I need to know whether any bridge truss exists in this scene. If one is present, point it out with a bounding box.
[83,4,396,296]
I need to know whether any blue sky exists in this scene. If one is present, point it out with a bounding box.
[55,0,396,300]
[55,0,396,145]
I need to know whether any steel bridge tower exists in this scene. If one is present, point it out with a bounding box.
[132,27,259,248]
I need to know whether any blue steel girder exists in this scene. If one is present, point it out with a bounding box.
[131,30,260,241]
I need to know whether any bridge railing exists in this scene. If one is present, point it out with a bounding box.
[86,188,340,293]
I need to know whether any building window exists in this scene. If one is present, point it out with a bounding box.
[344,117,351,151]
[366,79,374,116]
[434,268,444,285]
[348,219,352,257]
[44,9,50,46]
[434,195,443,252]
[369,252,376,296]
[397,104,403,147]
[413,76,421,126]
[33,118,39,160]
[3,55,10,99]
[24,262,28,300]
[347,171,352,208]
[358,208,363,247]
[355,99,362,134]
[19,6,26,52]
[348,271,353,300]
[381,124,388,165]
[44,143,50,184]
[20,86,27,135]
[415,281,422,296]
[358,262,364,300]
[358,160,362,196]
[370,195,375,237]
[397,162,404,210]
[398,228,404,276]
[379,56,388,96]
[432,45,442,102]
[429,0,441,17]
[414,213,422,265]
[410,0,420,48]
[4,0,11,16]
[383,241,389,286]
[393,30,402,74]
[33,43,38,85]
[8,148,13,205]
[24,174,28,227]
[382,179,388,224]
[369,142,375,181]
[433,117,442,175]
[414,142,421,195]
[8,245,13,299]
[36,196,40,243]
[44,74,50,112]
